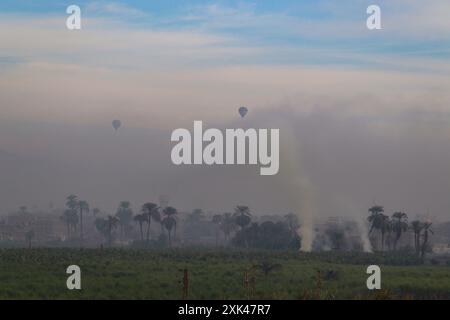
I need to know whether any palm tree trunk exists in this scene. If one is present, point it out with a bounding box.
[215,228,219,247]
[146,218,151,243]
[174,222,177,240]
[421,232,428,259]
[413,233,416,252]
[168,230,172,247]
[417,233,421,255]
[415,233,419,255]
[394,232,400,251]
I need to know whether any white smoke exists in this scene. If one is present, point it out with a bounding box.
[335,197,372,253]
[275,118,316,252]
[356,216,372,253]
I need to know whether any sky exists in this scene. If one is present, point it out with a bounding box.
[0,1,450,221]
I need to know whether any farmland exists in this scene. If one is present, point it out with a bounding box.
[0,249,449,300]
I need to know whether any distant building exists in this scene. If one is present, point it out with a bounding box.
[0,212,65,243]
[433,243,450,255]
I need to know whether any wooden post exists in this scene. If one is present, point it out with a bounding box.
[243,270,249,299]
[182,268,189,300]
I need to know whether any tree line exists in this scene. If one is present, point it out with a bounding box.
[17,195,433,256]
[58,197,301,249]
[368,205,433,257]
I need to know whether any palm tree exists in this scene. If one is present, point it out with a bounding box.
[78,200,89,242]
[368,205,389,250]
[134,213,147,241]
[162,206,178,247]
[384,217,393,251]
[411,220,423,255]
[141,203,160,242]
[66,194,78,211]
[95,215,119,246]
[376,215,391,251]
[212,214,223,246]
[421,222,433,259]
[61,209,79,239]
[162,217,176,247]
[368,205,384,233]
[65,194,79,239]
[163,206,177,218]
[234,206,251,230]
[392,212,408,250]
[116,201,134,240]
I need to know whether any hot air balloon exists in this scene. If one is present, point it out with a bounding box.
[238,106,248,118]
[112,120,121,131]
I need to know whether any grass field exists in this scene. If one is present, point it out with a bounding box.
[0,248,449,300]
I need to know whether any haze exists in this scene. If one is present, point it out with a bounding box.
[1,0,450,222]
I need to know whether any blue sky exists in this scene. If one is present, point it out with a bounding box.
[0,1,331,15]
[1,0,449,64]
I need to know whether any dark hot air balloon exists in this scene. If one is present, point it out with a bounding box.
[238,106,248,118]
[112,120,121,131]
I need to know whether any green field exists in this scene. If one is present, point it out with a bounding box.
[0,249,449,300]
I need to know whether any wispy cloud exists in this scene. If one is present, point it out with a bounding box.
[0,1,449,130]
[85,1,148,18]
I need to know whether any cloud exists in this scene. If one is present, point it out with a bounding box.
[1,59,449,135]
[381,0,450,38]
[1,11,449,76]
[85,1,148,18]
[0,5,449,130]
[182,1,450,40]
